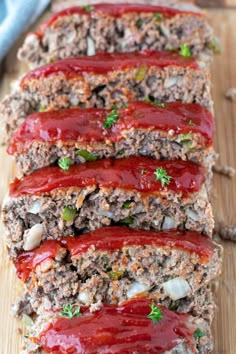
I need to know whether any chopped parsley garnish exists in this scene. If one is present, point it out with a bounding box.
[147,302,163,324]
[188,120,196,126]
[119,216,134,225]
[62,207,77,222]
[81,5,94,12]
[108,270,124,280]
[144,98,166,108]
[61,304,82,319]
[154,167,172,187]
[154,13,163,22]
[136,19,142,29]
[76,149,97,161]
[58,157,72,170]
[179,44,192,57]
[193,328,205,339]
[103,108,119,128]
[141,169,147,175]
[122,201,132,209]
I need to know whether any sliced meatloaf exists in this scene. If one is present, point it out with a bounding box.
[13,227,222,316]
[17,2,219,69]
[0,50,212,144]
[8,101,216,176]
[1,157,214,257]
[21,299,213,354]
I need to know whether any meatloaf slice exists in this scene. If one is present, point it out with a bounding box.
[13,227,222,315]
[0,50,212,144]
[7,101,216,176]
[17,3,218,69]
[1,157,214,257]
[21,299,213,354]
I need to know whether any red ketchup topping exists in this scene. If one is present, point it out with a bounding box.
[37,3,202,37]
[9,157,206,197]
[14,227,215,282]
[8,102,214,155]
[14,240,63,282]
[20,50,198,86]
[34,299,196,353]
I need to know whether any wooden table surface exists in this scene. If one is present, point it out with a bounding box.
[0,4,236,354]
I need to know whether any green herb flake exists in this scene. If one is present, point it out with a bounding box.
[154,167,172,187]
[62,207,77,222]
[81,5,94,12]
[119,216,134,225]
[193,328,205,339]
[76,149,97,161]
[108,270,124,280]
[154,13,163,22]
[136,19,142,29]
[144,98,166,108]
[179,131,193,148]
[134,65,147,81]
[61,304,82,319]
[58,157,72,170]
[122,201,132,209]
[179,44,192,57]
[188,120,196,126]
[147,302,163,324]
[103,108,119,128]
[141,169,147,175]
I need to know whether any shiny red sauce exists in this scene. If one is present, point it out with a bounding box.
[14,240,63,282]
[20,50,198,86]
[37,4,202,38]
[9,157,206,197]
[8,102,214,155]
[33,299,195,353]
[14,227,215,282]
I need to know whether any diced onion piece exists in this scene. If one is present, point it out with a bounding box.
[164,76,177,89]
[163,277,191,300]
[23,224,43,251]
[98,209,113,218]
[87,36,95,56]
[28,200,42,214]
[127,282,149,299]
[22,314,34,328]
[78,291,90,304]
[162,216,177,230]
[186,208,199,221]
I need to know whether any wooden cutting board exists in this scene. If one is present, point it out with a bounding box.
[0,6,236,354]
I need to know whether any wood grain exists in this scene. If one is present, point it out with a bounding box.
[0,7,235,354]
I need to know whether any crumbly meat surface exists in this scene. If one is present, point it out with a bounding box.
[13,238,221,316]
[0,65,212,144]
[2,186,214,258]
[18,7,214,68]
[14,130,216,177]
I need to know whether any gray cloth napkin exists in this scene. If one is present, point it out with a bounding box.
[0,0,50,61]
